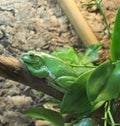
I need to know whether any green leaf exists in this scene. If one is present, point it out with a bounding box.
[110,6,120,61]
[51,47,81,65]
[23,107,64,126]
[82,44,102,64]
[51,45,102,65]
[103,62,120,99]
[51,46,100,75]
[61,70,103,115]
[87,61,116,103]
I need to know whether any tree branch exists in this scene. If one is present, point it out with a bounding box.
[0,55,64,100]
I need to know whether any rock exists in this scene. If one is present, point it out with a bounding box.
[7,95,33,108]
[1,111,33,126]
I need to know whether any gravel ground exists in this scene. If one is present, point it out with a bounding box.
[0,0,120,126]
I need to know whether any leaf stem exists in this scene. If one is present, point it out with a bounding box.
[107,101,115,126]
[94,0,111,38]
[82,0,111,38]
[104,102,108,126]
[104,101,120,126]
[70,64,96,68]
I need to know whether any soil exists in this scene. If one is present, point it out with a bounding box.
[0,0,120,126]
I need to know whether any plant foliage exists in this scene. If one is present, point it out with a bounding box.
[22,4,120,126]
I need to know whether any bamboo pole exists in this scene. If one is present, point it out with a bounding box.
[56,0,99,47]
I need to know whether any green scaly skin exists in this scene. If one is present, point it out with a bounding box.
[21,51,78,93]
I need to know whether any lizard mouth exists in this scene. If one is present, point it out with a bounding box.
[21,55,44,70]
[21,55,39,64]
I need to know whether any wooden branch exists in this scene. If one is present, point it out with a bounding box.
[0,56,63,100]
[56,0,99,47]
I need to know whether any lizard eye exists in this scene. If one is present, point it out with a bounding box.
[29,53,35,58]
